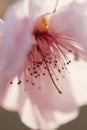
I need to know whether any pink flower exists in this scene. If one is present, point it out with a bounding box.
[0,0,87,129]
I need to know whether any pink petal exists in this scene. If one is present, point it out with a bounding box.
[0,1,32,105]
[0,75,9,99]
[0,19,4,46]
[0,19,3,31]
[17,57,87,130]
[13,68,78,129]
[18,99,78,130]
[0,1,33,77]
[1,77,19,111]
[50,1,87,52]
[29,0,58,19]
[0,20,9,99]
[68,57,87,106]
[17,83,78,130]
[25,72,77,112]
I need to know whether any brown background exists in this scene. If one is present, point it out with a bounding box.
[0,106,87,130]
[0,0,87,130]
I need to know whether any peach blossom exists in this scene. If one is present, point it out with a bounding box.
[0,0,87,130]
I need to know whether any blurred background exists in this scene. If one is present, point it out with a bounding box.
[0,0,87,130]
[0,106,87,130]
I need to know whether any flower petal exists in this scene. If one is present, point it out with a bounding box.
[18,83,78,130]
[0,0,33,77]
[0,19,4,46]
[17,57,87,129]
[0,19,9,98]
[13,66,78,129]
[0,77,19,111]
[29,0,58,19]
[0,74,9,99]
[22,68,78,112]
[19,99,78,130]
[68,57,87,106]
[50,1,87,52]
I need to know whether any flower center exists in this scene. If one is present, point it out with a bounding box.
[25,14,73,94]
[10,14,82,94]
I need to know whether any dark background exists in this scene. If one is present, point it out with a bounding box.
[0,106,87,130]
[0,0,87,130]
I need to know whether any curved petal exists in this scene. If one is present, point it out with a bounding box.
[0,0,33,77]
[0,77,19,111]
[0,19,3,30]
[0,74,9,99]
[12,66,78,130]
[17,83,78,130]
[0,19,9,98]
[50,1,87,52]
[21,69,78,112]
[18,99,78,130]
[68,57,87,106]
[0,19,4,47]
[29,0,59,19]
[17,57,87,130]
[0,1,32,104]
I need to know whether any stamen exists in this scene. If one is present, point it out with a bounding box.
[37,13,52,31]
[10,81,13,84]
[25,14,82,94]
[18,80,21,85]
[53,0,59,13]
[45,62,62,94]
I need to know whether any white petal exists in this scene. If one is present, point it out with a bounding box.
[68,58,87,106]
[18,98,78,130]
[0,74,9,99]
[30,0,58,19]
[50,1,87,52]
[22,68,77,112]
[14,67,78,129]
[0,19,4,31]
[0,0,33,77]
[0,20,8,98]
[54,110,79,126]
[0,19,4,46]
[17,83,78,130]
[1,77,19,111]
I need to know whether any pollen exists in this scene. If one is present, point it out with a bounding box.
[37,13,52,31]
